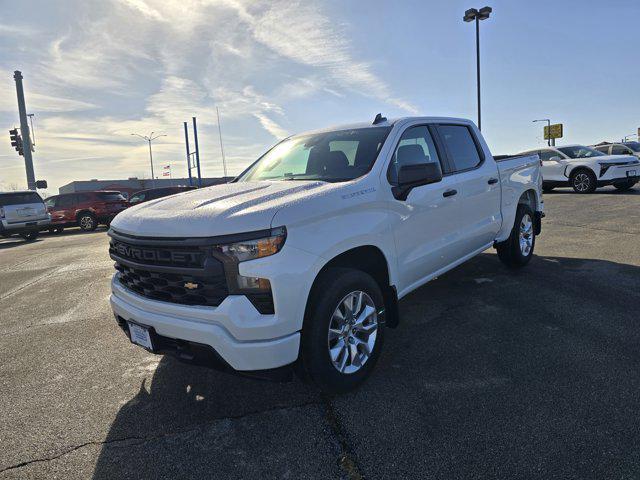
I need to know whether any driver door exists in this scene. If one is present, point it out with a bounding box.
[388,125,463,294]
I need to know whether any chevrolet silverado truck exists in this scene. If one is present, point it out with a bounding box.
[109,116,543,393]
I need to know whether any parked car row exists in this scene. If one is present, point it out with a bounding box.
[0,186,197,242]
[517,144,639,193]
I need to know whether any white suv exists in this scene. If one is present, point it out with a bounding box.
[109,116,543,392]
[521,145,639,193]
[594,142,640,159]
[0,191,50,241]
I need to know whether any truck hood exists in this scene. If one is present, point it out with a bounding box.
[110,180,338,238]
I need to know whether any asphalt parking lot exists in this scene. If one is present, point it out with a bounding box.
[1,187,639,480]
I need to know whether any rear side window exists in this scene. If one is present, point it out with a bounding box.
[388,126,441,184]
[611,145,630,155]
[594,146,610,154]
[0,192,43,206]
[539,150,561,161]
[438,125,482,172]
[96,192,126,201]
[58,195,75,208]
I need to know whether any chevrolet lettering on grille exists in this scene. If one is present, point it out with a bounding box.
[112,241,202,266]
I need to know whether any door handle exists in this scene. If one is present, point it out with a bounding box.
[443,189,457,198]
[488,178,499,185]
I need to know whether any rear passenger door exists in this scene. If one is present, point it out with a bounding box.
[434,124,501,255]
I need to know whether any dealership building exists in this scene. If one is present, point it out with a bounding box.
[58,177,234,198]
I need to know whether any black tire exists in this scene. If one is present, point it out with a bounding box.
[299,267,385,394]
[496,204,535,268]
[542,184,555,193]
[20,231,39,242]
[613,180,637,192]
[78,213,97,231]
[570,169,597,193]
[54,227,64,233]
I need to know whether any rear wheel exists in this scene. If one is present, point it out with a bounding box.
[20,231,39,242]
[570,169,597,193]
[299,268,385,394]
[496,204,535,268]
[78,213,97,231]
[614,180,637,192]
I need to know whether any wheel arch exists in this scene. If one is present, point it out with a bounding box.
[305,245,400,328]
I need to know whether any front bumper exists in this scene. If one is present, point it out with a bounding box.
[110,276,301,372]
[1,217,50,233]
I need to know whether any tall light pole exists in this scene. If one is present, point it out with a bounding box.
[463,6,492,131]
[533,118,552,146]
[131,132,167,187]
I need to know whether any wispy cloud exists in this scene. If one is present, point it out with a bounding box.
[0,0,417,191]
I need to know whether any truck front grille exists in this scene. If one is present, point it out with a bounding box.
[114,263,228,307]
[109,234,229,308]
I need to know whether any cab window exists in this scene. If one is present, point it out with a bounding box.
[388,126,442,184]
[437,125,483,172]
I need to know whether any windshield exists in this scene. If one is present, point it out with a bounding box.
[237,127,392,183]
[557,145,605,159]
[623,142,640,152]
[0,192,43,206]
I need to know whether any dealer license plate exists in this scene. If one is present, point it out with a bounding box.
[128,322,153,350]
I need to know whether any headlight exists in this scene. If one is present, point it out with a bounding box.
[216,227,286,263]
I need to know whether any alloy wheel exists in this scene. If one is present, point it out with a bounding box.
[519,213,533,256]
[327,290,378,374]
[573,173,591,192]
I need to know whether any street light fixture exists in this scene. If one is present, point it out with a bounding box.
[463,6,492,131]
[533,118,552,146]
[131,132,167,187]
[622,134,638,142]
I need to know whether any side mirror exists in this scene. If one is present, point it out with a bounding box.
[392,163,442,200]
[548,156,562,162]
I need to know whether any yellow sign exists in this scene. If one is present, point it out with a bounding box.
[544,124,563,140]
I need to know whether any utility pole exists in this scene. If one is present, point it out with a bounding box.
[14,71,35,190]
[463,7,492,131]
[533,119,552,146]
[192,117,202,188]
[216,107,228,178]
[131,132,167,188]
[183,122,193,186]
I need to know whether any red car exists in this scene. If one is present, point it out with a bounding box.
[44,191,128,232]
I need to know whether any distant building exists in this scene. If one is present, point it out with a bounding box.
[58,177,234,198]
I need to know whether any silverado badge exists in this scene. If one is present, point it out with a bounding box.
[184,282,199,290]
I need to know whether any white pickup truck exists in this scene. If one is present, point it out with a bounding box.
[109,116,543,392]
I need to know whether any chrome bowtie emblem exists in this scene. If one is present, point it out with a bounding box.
[184,282,199,290]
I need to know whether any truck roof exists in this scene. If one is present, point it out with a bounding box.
[294,116,475,137]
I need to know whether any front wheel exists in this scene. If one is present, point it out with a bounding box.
[496,204,535,268]
[570,169,597,193]
[299,268,385,394]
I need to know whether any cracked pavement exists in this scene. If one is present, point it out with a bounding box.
[1,188,640,479]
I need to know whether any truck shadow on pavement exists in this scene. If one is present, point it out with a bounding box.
[92,253,640,480]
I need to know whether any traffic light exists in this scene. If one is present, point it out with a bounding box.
[9,128,24,156]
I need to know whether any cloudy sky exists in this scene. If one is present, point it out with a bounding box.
[1,0,638,193]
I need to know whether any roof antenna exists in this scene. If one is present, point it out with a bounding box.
[372,113,387,125]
